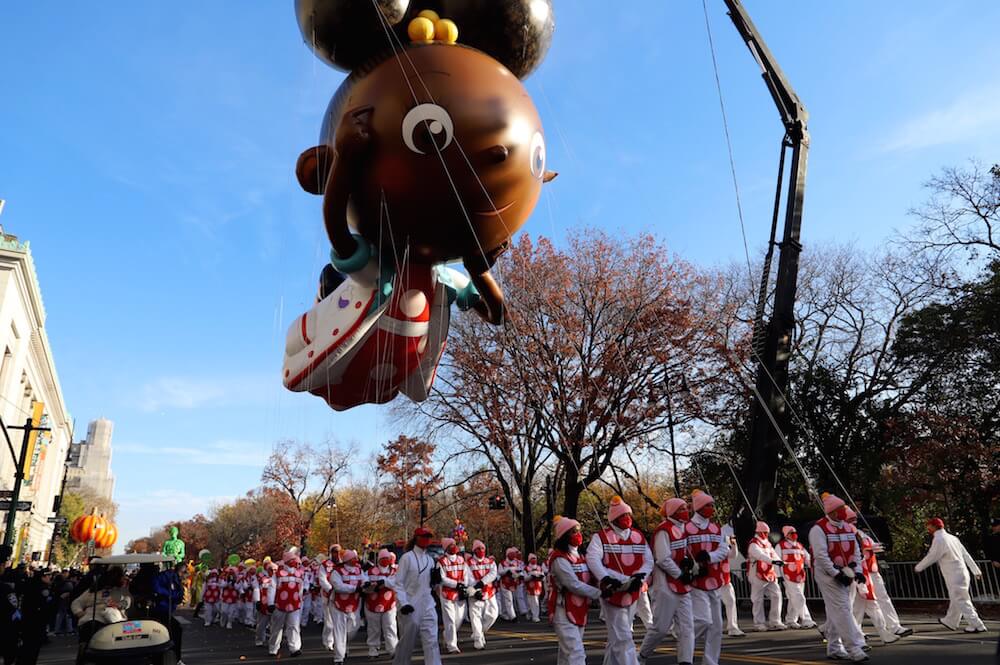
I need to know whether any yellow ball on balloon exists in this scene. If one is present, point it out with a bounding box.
[417,9,440,22]
[407,17,435,43]
[434,19,459,44]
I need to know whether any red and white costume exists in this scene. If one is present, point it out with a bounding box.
[299,557,313,628]
[524,554,546,622]
[850,525,898,644]
[220,567,240,629]
[720,524,745,636]
[324,549,366,663]
[639,498,694,664]
[549,518,601,665]
[466,541,499,650]
[586,497,653,665]
[267,549,305,656]
[808,495,867,661]
[497,548,524,621]
[252,565,277,646]
[777,527,814,628]
[365,550,399,657]
[437,538,471,653]
[747,523,784,630]
[684,490,731,665]
[201,569,221,627]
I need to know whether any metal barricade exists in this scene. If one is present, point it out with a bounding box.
[732,561,1000,602]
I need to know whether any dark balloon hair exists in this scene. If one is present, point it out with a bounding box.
[296,0,410,72]
[296,0,554,79]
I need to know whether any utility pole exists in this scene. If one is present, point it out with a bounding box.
[2,415,51,561]
[47,419,75,565]
[722,0,810,529]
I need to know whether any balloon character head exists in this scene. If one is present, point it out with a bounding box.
[295,0,556,281]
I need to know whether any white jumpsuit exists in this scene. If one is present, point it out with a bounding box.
[638,519,694,664]
[266,564,304,656]
[467,556,500,649]
[687,513,731,665]
[550,548,602,665]
[497,559,523,620]
[720,527,744,635]
[586,527,654,665]
[747,536,783,629]
[808,521,866,660]
[251,574,273,646]
[365,565,399,657]
[389,546,443,665]
[776,540,814,627]
[438,554,471,653]
[327,566,366,662]
[915,528,987,631]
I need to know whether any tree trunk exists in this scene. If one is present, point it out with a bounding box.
[521,492,536,554]
[562,454,581,518]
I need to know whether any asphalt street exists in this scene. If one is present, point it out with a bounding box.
[36,609,999,665]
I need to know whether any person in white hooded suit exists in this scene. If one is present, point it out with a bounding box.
[915,517,987,633]
[390,527,442,665]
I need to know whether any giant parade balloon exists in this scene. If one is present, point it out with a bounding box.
[284,0,556,411]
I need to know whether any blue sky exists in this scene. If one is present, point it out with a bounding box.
[2,2,998,550]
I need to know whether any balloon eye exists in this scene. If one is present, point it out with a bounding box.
[529,131,546,179]
[402,103,454,154]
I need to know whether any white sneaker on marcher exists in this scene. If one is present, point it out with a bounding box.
[727,628,746,637]
[848,649,869,662]
[753,624,768,632]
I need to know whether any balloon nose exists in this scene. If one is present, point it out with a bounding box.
[485,145,509,164]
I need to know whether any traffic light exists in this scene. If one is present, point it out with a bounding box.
[488,495,506,510]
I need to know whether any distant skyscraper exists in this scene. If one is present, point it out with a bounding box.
[66,418,116,504]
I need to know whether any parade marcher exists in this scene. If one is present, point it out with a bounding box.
[848,520,899,646]
[809,493,869,662]
[152,563,187,665]
[267,548,305,658]
[549,517,602,665]
[777,526,815,629]
[390,527,442,665]
[365,549,399,659]
[859,532,911,639]
[310,558,326,624]
[318,553,337,635]
[498,547,524,621]
[467,540,499,650]
[438,537,472,653]
[747,521,785,631]
[240,562,256,626]
[915,517,987,633]
[638,497,694,665]
[252,562,277,647]
[328,549,366,665]
[524,554,546,623]
[201,568,221,627]
[587,496,653,665]
[220,566,240,629]
[720,524,745,637]
[684,490,731,665]
[512,550,530,618]
[300,556,314,629]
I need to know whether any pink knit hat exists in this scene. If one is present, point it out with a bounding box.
[282,548,300,565]
[755,521,770,534]
[608,496,632,522]
[377,548,392,561]
[441,537,456,550]
[782,526,796,537]
[341,549,358,563]
[821,492,845,514]
[528,553,537,562]
[472,539,486,552]
[505,547,519,558]
[691,489,714,512]
[660,497,687,518]
[554,516,581,541]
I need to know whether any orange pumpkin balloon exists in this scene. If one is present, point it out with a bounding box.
[70,509,108,544]
[96,522,118,549]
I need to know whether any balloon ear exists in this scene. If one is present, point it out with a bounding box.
[438,0,555,79]
[296,145,335,195]
[297,0,411,72]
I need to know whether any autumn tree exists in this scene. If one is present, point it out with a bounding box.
[412,231,742,527]
[376,435,440,532]
[261,439,353,550]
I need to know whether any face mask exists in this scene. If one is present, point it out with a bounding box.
[674,509,690,522]
[616,515,633,530]
[416,537,432,549]
[474,548,485,558]
[447,546,459,555]
[568,532,584,547]
[789,533,798,541]
[699,505,715,519]
[833,507,848,522]
[378,559,392,568]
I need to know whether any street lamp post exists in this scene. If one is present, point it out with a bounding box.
[329,497,340,545]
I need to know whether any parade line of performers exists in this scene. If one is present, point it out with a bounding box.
[187,492,989,665]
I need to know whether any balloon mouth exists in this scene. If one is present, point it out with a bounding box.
[474,200,515,216]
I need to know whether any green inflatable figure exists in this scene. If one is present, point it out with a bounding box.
[162,525,186,563]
